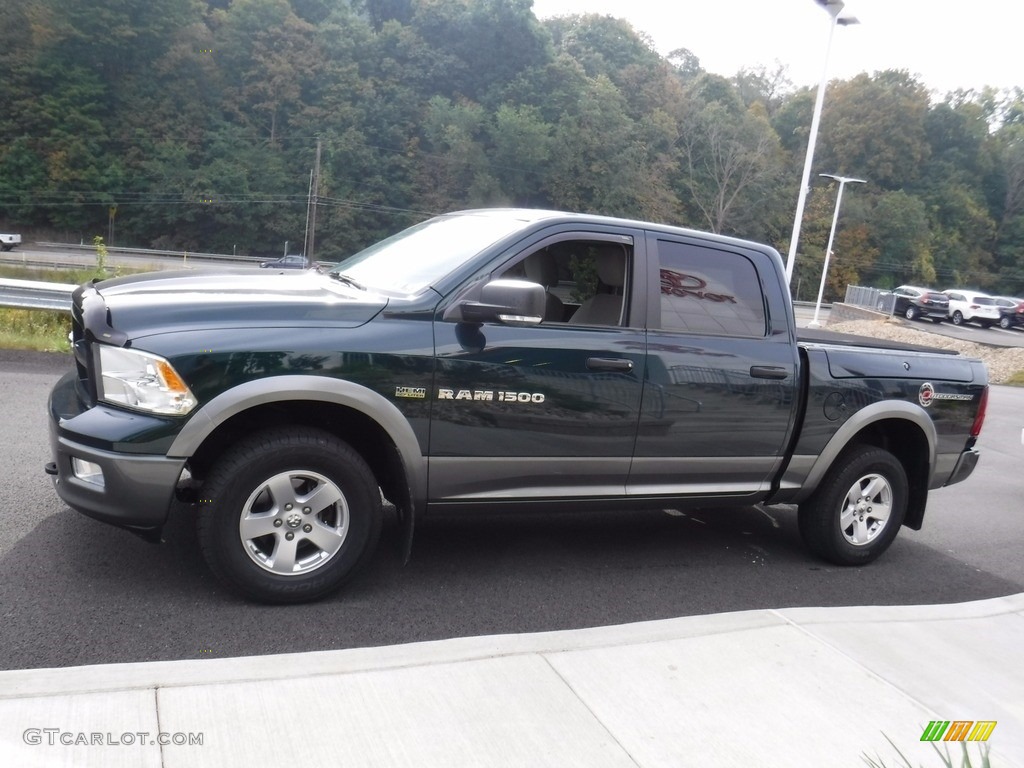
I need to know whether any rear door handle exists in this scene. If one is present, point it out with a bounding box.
[749,365,789,380]
[587,357,634,372]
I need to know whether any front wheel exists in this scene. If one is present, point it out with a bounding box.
[798,446,907,566]
[951,310,964,325]
[197,427,382,603]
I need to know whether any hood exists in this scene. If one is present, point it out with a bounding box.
[91,270,388,340]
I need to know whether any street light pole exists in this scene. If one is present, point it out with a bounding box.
[784,0,859,287]
[807,173,867,328]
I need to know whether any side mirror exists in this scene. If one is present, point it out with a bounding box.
[458,279,545,326]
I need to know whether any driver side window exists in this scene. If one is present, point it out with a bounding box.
[498,239,632,326]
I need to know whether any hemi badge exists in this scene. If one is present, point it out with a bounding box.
[395,386,426,399]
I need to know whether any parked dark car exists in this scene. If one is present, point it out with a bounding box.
[885,285,949,322]
[994,296,1024,329]
[260,254,309,269]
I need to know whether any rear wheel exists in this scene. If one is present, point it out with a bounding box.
[1000,316,1012,329]
[798,446,907,566]
[197,427,382,603]
[904,306,918,320]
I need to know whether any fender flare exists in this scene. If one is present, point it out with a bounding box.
[168,375,426,558]
[789,399,937,504]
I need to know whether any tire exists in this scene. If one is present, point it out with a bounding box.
[951,310,964,325]
[798,445,907,566]
[197,427,382,603]
[1000,316,1011,329]
[904,306,918,320]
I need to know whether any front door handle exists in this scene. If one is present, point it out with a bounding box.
[749,365,789,380]
[587,357,634,372]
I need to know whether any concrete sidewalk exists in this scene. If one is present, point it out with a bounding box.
[2,594,1022,768]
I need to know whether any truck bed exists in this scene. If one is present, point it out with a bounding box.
[797,327,959,356]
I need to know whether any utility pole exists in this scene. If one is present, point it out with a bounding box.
[302,170,313,259]
[307,137,321,263]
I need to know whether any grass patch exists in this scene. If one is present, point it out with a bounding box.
[0,308,72,352]
[0,262,150,284]
[862,734,991,768]
[0,263,151,352]
[1004,370,1024,386]
[0,264,104,284]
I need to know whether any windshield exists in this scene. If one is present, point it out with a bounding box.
[329,213,529,294]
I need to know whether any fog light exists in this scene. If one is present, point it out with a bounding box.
[72,458,105,488]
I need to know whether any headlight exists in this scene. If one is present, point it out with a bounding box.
[97,346,197,415]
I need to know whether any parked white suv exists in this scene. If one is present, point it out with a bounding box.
[942,290,1001,328]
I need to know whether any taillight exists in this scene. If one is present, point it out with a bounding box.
[921,297,930,304]
[970,386,989,438]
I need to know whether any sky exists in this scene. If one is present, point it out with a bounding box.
[530,0,1023,98]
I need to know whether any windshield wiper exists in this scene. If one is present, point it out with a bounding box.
[328,272,365,291]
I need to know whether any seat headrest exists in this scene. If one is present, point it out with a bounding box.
[524,252,559,288]
[594,245,626,287]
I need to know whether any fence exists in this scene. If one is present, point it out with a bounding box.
[844,285,893,314]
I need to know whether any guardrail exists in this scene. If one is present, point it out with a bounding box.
[0,278,75,311]
[33,242,258,264]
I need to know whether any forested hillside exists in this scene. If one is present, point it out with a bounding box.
[1,0,1022,299]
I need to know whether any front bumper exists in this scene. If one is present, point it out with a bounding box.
[47,372,187,534]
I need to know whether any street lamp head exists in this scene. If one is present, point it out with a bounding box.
[819,173,868,185]
[814,0,845,18]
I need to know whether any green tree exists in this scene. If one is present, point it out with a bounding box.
[818,71,931,190]
[489,104,553,204]
[675,76,784,235]
[870,191,935,286]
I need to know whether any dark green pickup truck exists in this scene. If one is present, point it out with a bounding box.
[46,209,989,602]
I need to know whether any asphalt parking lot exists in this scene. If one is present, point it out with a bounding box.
[1,350,1021,671]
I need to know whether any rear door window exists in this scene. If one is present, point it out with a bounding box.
[656,240,767,337]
